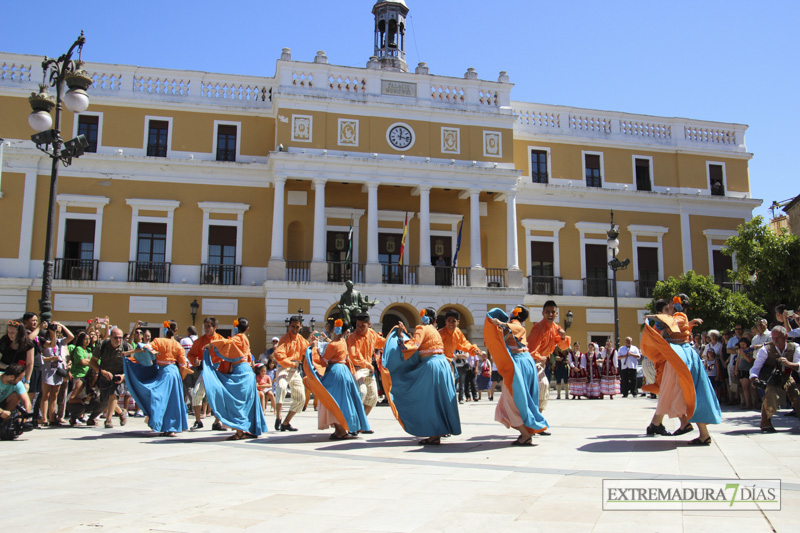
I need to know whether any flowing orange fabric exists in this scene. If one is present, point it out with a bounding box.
[640,316,696,418]
[302,343,349,431]
[401,325,443,359]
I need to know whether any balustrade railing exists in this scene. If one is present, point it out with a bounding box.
[128,261,170,283]
[486,268,507,288]
[286,261,311,282]
[635,279,658,298]
[55,258,98,281]
[382,264,417,285]
[327,262,365,284]
[201,264,241,285]
[526,276,563,296]
[584,277,612,297]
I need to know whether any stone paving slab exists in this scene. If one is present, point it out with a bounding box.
[3,392,799,532]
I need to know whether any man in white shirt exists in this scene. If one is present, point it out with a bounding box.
[751,319,770,351]
[618,337,641,398]
[750,326,800,432]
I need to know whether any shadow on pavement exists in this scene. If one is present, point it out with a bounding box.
[578,439,678,453]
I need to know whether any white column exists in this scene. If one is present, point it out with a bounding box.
[469,190,482,268]
[419,185,431,266]
[312,178,326,262]
[680,208,693,272]
[506,192,519,270]
[367,183,379,264]
[270,177,286,260]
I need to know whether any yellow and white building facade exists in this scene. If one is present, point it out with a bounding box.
[0,1,760,351]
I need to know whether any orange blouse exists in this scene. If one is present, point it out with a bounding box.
[526,319,571,362]
[273,332,310,369]
[322,338,350,364]
[187,332,223,366]
[347,328,386,371]
[402,324,444,359]
[151,338,189,368]
[439,326,480,361]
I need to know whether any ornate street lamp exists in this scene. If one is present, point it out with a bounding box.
[607,210,630,349]
[564,310,574,331]
[189,299,199,326]
[27,32,92,323]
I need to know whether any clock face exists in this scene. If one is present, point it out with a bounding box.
[388,124,414,150]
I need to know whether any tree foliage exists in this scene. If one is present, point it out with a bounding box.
[723,216,800,318]
[647,270,764,332]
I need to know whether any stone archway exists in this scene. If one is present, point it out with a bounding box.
[380,303,419,337]
[436,303,475,329]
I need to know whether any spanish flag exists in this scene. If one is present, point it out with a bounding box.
[399,212,408,265]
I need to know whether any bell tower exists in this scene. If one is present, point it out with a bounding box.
[372,1,409,72]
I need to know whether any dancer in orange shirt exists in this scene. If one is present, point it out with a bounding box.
[186,317,224,431]
[273,316,309,432]
[526,300,572,414]
[347,313,385,419]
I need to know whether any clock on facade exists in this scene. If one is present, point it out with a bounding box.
[387,123,414,150]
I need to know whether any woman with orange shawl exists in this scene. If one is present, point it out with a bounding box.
[302,319,370,440]
[202,317,267,440]
[642,294,721,445]
[123,320,190,437]
[379,307,461,445]
[484,305,552,445]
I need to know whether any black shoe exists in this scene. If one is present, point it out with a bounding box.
[760,426,777,433]
[190,421,203,431]
[646,423,670,436]
[274,417,281,431]
[280,424,298,432]
[538,431,551,436]
[212,421,224,431]
[783,410,797,417]
[672,424,694,436]
[359,429,374,434]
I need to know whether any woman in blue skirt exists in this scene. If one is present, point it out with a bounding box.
[483,306,549,446]
[379,307,461,445]
[302,319,370,440]
[202,317,267,440]
[123,320,190,437]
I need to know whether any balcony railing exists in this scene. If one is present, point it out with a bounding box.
[486,268,507,288]
[55,258,98,281]
[382,264,417,285]
[635,279,658,298]
[583,277,612,297]
[128,261,170,283]
[201,263,241,285]
[526,276,563,295]
[286,260,310,282]
[433,266,469,287]
[327,261,365,284]
[719,281,743,293]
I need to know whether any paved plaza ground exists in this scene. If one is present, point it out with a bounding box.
[4,390,799,532]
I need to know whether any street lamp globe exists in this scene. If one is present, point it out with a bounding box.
[28,110,53,132]
[64,88,89,113]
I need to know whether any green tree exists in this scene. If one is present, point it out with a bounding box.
[723,216,800,318]
[647,271,764,332]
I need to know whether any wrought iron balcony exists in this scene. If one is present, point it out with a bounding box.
[327,261,365,284]
[200,263,241,285]
[128,261,170,283]
[583,277,612,297]
[54,258,98,281]
[526,275,563,295]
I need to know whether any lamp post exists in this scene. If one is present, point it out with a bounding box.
[606,210,630,349]
[189,299,199,326]
[564,310,574,331]
[27,32,92,323]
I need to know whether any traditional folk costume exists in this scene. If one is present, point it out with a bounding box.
[202,334,267,437]
[346,328,386,410]
[600,347,621,398]
[303,338,370,434]
[186,332,224,411]
[568,350,586,398]
[641,313,722,425]
[526,318,571,411]
[273,332,309,416]
[380,324,461,438]
[584,344,603,399]
[484,308,552,435]
[439,326,480,362]
[124,337,190,433]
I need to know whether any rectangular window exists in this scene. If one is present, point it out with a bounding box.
[635,158,651,191]
[137,222,167,263]
[77,115,98,153]
[531,150,548,184]
[216,125,237,162]
[585,243,609,296]
[378,233,402,264]
[712,249,733,284]
[530,241,554,277]
[64,219,95,260]
[709,164,725,196]
[208,226,237,266]
[147,120,169,157]
[585,154,602,188]
[637,247,659,297]
[327,230,352,282]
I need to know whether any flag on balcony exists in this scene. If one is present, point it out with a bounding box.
[452,217,463,266]
[399,212,409,265]
[345,215,353,265]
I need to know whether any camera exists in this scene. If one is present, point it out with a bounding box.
[0,406,34,441]
[48,322,59,332]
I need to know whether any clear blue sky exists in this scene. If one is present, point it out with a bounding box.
[2,0,795,220]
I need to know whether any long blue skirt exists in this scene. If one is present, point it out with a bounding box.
[507,352,549,432]
[123,359,188,433]
[673,342,722,425]
[202,348,267,435]
[315,360,371,433]
[382,330,461,437]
